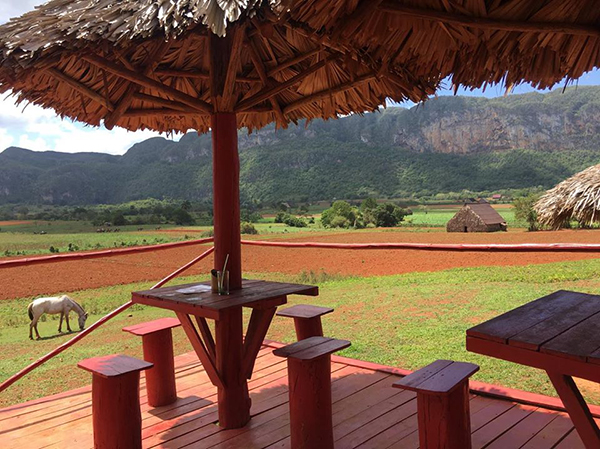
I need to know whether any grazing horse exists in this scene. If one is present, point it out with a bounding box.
[28,295,88,340]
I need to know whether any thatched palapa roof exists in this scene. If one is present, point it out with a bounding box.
[535,164,600,229]
[1,1,600,134]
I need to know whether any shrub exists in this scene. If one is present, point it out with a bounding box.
[373,203,407,227]
[513,194,540,231]
[240,222,258,235]
[275,212,307,227]
[321,200,359,228]
[172,208,195,225]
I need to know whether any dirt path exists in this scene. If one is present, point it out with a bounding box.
[2,229,600,300]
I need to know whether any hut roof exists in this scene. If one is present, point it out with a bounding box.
[1,1,600,134]
[535,164,600,229]
[465,202,506,225]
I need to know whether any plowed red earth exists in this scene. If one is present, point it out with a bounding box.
[2,229,600,300]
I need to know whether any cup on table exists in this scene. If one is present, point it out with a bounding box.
[217,270,229,295]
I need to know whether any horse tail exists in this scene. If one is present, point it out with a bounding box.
[27,303,34,321]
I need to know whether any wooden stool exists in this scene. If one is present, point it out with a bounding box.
[276,304,334,340]
[274,336,350,449]
[122,317,181,407]
[78,354,152,449]
[392,359,479,449]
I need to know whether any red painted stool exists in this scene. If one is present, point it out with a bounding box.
[392,359,479,449]
[122,317,181,407]
[274,336,350,449]
[276,304,334,340]
[78,354,152,449]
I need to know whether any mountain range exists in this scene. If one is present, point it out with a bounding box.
[3,86,600,205]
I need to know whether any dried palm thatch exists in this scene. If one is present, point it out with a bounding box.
[1,0,600,134]
[535,164,600,229]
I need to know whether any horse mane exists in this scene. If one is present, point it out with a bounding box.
[65,295,86,315]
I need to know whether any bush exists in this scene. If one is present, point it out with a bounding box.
[240,222,258,235]
[373,203,407,227]
[513,194,540,231]
[321,200,359,228]
[275,212,307,227]
[172,208,195,225]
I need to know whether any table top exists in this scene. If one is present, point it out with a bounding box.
[132,279,318,319]
[467,290,600,364]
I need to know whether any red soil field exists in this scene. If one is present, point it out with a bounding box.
[0,221,32,226]
[2,229,600,301]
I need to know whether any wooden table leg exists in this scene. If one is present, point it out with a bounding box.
[216,307,251,429]
[547,371,600,449]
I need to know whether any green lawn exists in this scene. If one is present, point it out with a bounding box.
[2,258,600,408]
[407,207,520,228]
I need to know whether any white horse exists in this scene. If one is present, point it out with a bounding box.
[28,295,88,340]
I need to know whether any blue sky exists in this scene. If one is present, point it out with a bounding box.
[1,1,600,155]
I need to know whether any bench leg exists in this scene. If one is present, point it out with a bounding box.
[288,355,333,449]
[417,381,471,449]
[142,329,177,407]
[294,317,324,341]
[92,371,142,449]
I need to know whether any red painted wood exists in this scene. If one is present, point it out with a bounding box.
[78,354,152,378]
[0,236,213,268]
[294,317,324,340]
[175,313,222,388]
[92,371,142,448]
[242,307,277,378]
[240,239,600,252]
[215,307,250,428]
[466,336,600,383]
[142,329,177,407]
[276,304,334,319]
[122,317,180,336]
[417,382,472,449]
[394,361,479,395]
[211,112,242,291]
[288,356,334,449]
[546,371,600,449]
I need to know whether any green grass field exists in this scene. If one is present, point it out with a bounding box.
[0,204,522,258]
[2,258,599,408]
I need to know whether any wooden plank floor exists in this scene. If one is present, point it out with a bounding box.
[0,346,590,449]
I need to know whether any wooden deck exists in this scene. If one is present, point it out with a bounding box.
[0,344,592,449]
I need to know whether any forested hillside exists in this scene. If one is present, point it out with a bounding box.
[2,87,600,205]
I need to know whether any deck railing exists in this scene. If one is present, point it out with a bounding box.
[3,236,600,394]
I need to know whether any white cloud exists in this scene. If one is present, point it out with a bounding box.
[0,2,169,155]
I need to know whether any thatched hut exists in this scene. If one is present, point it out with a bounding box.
[535,164,600,229]
[447,200,507,233]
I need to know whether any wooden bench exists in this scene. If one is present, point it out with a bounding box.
[122,317,181,407]
[393,359,479,449]
[274,336,350,449]
[78,354,152,449]
[276,304,334,340]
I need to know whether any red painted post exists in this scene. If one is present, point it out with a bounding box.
[92,372,143,449]
[215,307,250,428]
[212,112,242,290]
[288,355,334,449]
[295,318,324,341]
[417,382,472,449]
[142,329,177,407]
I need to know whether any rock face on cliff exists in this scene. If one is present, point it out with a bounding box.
[2,86,600,205]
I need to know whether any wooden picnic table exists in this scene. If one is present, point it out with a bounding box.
[132,279,318,429]
[466,290,600,449]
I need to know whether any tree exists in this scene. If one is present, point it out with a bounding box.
[373,203,406,227]
[513,194,540,231]
[321,201,359,228]
[172,208,195,225]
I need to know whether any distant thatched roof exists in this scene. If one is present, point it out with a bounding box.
[535,164,600,229]
[1,1,600,134]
